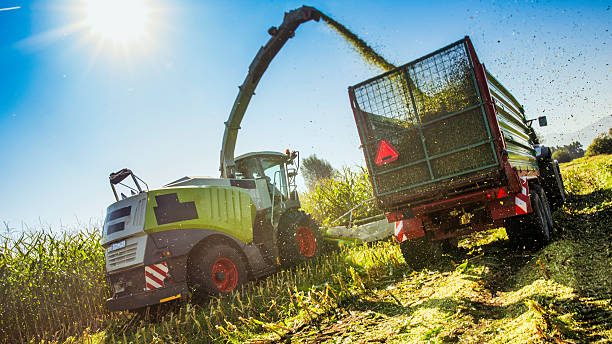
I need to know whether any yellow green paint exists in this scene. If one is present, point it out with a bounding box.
[144,187,256,243]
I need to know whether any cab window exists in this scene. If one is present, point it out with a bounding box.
[235,157,263,179]
[260,158,288,197]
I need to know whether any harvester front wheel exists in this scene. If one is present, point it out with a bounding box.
[277,210,322,267]
[188,244,248,295]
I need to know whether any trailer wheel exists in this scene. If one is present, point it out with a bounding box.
[277,210,322,267]
[504,215,527,245]
[399,237,442,270]
[526,190,551,246]
[539,158,566,211]
[550,161,567,210]
[504,191,550,248]
[438,238,458,254]
[533,184,554,231]
[188,243,248,295]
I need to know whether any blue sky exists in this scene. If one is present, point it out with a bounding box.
[1,0,610,231]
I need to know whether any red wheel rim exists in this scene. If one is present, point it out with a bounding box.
[211,257,238,293]
[296,226,317,258]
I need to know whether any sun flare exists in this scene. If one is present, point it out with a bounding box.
[82,0,152,43]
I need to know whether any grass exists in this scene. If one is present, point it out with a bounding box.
[5,155,612,344]
[560,154,612,195]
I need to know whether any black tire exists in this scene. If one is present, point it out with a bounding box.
[277,210,322,267]
[529,191,551,246]
[554,161,566,203]
[438,238,458,254]
[504,190,550,248]
[399,237,442,270]
[188,243,248,295]
[548,160,566,211]
[504,215,527,246]
[533,184,554,232]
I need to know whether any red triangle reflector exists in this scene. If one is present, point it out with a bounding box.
[375,140,399,166]
[497,188,508,198]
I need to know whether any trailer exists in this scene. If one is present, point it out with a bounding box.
[348,36,566,268]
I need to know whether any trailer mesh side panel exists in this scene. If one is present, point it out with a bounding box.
[351,39,498,205]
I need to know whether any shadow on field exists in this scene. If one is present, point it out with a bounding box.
[323,189,612,343]
[458,190,612,341]
[460,190,612,292]
[564,188,612,211]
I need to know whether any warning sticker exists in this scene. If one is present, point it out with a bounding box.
[374,140,399,166]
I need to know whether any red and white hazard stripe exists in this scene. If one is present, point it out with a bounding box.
[145,262,168,290]
[394,220,406,242]
[514,177,530,215]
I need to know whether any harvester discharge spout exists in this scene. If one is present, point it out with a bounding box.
[219,5,322,178]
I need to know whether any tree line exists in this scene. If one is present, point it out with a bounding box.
[552,128,612,163]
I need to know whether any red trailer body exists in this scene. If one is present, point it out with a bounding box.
[348,37,565,266]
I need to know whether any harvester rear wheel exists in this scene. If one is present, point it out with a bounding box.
[277,210,322,267]
[188,243,248,295]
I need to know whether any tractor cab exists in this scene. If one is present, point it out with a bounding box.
[234,151,300,210]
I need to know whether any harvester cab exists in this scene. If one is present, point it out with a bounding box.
[235,150,300,209]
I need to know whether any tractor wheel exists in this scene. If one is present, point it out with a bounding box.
[539,158,566,211]
[188,243,248,295]
[277,210,322,267]
[504,190,550,248]
[399,236,442,270]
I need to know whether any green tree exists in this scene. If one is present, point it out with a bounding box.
[586,129,612,157]
[552,149,572,163]
[553,141,584,161]
[301,154,335,190]
[565,141,585,159]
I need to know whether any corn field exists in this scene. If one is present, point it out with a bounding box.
[301,167,381,226]
[0,228,109,343]
[0,222,404,344]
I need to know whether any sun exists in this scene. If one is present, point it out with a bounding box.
[82,0,152,43]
